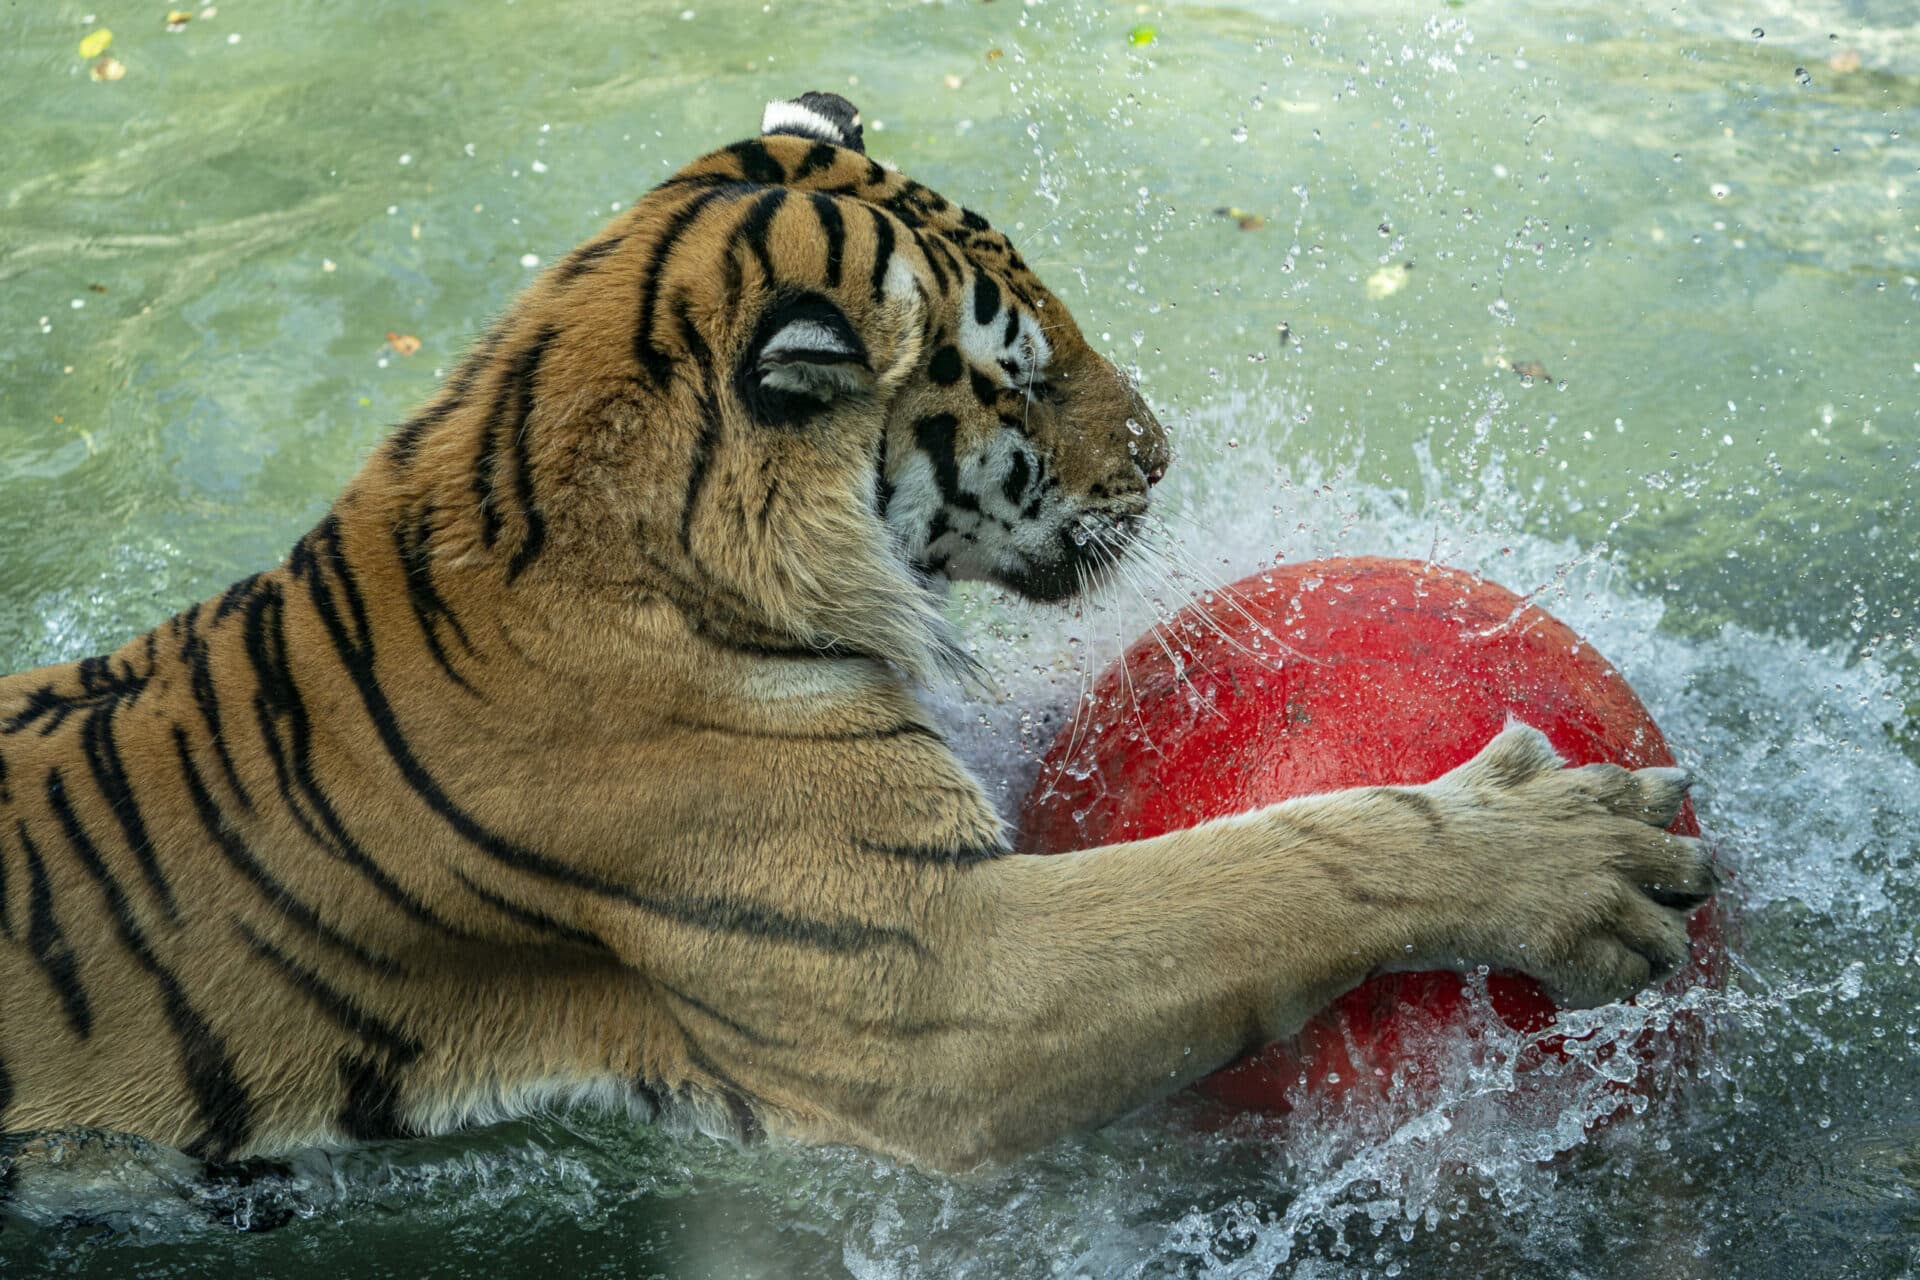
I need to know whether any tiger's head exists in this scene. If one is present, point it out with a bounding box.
[405,93,1170,682]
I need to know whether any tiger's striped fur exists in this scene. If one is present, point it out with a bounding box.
[0,96,1714,1172]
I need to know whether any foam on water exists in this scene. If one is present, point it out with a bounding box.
[885,384,1920,1276]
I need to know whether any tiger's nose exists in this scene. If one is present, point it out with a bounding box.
[1144,457,1167,487]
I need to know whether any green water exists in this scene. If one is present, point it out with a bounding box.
[3,0,1918,1276]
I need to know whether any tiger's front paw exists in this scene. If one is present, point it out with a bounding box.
[1426,722,1718,1009]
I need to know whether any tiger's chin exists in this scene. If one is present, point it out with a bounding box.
[987,517,1142,604]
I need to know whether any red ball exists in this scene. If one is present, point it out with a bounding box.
[1019,557,1725,1114]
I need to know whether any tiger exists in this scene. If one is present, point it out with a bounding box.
[0,93,1715,1176]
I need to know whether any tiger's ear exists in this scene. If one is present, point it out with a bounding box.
[735,293,873,426]
[761,91,866,155]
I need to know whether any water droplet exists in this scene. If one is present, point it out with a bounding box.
[1751,27,1764,38]
[1795,66,1812,85]
[1230,125,1249,143]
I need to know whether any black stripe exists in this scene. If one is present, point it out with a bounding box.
[810,192,846,289]
[79,698,178,922]
[866,206,896,302]
[725,138,786,185]
[629,1074,669,1122]
[631,543,831,653]
[502,327,558,583]
[240,574,476,940]
[337,1052,416,1141]
[471,391,508,552]
[640,890,923,955]
[451,870,613,955]
[792,141,839,182]
[237,921,419,1058]
[922,226,964,285]
[654,170,753,193]
[19,821,91,1038]
[180,603,254,810]
[875,424,893,521]
[856,838,1009,867]
[634,186,740,385]
[0,746,10,802]
[46,769,253,1160]
[0,1053,12,1124]
[676,296,721,553]
[659,980,790,1048]
[913,413,975,510]
[392,324,506,465]
[928,345,963,386]
[665,717,941,744]
[557,232,625,282]
[1,685,74,736]
[0,822,10,939]
[973,272,1000,326]
[389,397,460,467]
[736,187,787,286]
[692,632,871,662]
[174,725,400,977]
[215,572,263,623]
[1003,450,1031,504]
[297,518,919,956]
[969,368,999,409]
[394,507,477,694]
[680,1035,765,1144]
[721,242,745,308]
[911,227,950,295]
[235,922,422,1142]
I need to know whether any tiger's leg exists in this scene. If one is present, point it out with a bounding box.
[623,724,1713,1170]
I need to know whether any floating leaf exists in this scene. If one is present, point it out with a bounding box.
[1127,24,1156,47]
[386,331,422,357]
[78,28,112,58]
[1510,359,1551,382]
[1213,206,1266,231]
[89,56,126,82]
[166,10,193,30]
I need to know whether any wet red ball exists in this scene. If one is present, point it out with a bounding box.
[1018,557,1725,1114]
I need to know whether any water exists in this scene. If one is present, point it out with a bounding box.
[2,0,1916,1275]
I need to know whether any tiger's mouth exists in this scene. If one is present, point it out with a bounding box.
[995,510,1143,604]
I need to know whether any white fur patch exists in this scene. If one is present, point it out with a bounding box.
[761,319,859,363]
[883,253,922,302]
[403,1074,646,1136]
[739,655,892,702]
[761,99,851,145]
[956,268,1052,387]
[886,453,946,560]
